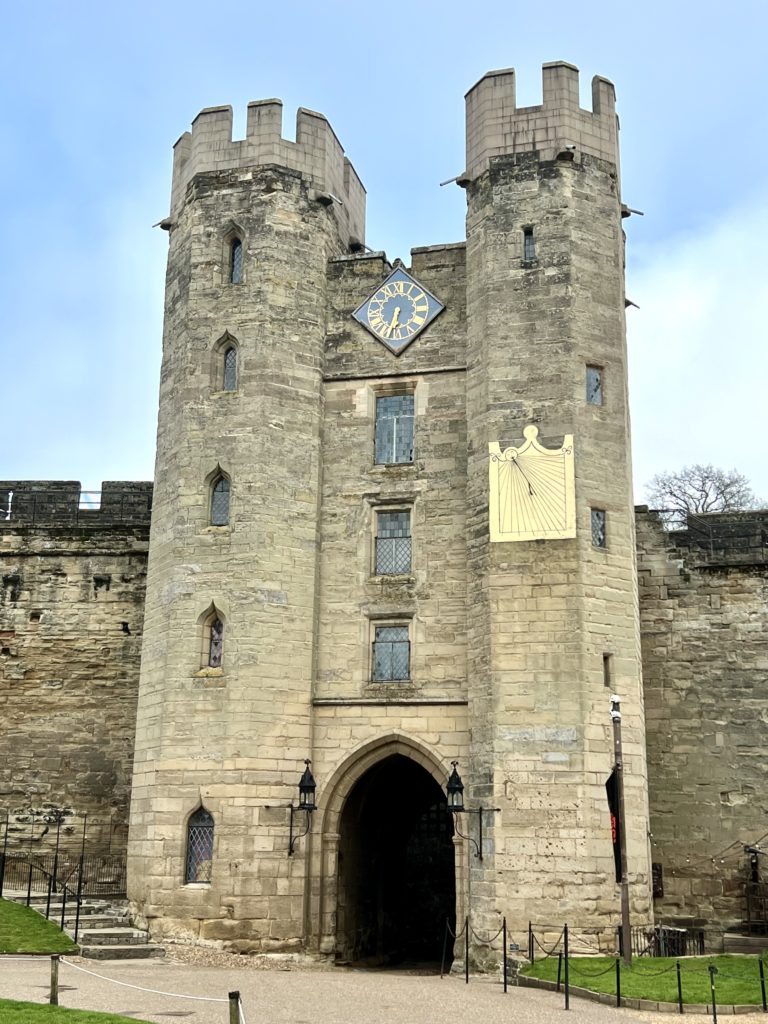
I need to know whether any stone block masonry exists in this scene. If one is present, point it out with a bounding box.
[0,481,151,852]
[637,508,768,947]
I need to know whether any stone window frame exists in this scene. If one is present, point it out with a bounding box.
[196,602,227,673]
[206,465,232,528]
[522,225,537,265]
[184,804,215,885]
[368,614,413,684]
[590,507,607,548]
[371,381,417,467]
[210,332,240,396]
[586,364,604,406]
[221,221,246,287]
[373,505,413,577]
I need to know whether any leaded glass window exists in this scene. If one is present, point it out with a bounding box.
[375,511,411,575]
[230,238,243,284]
[591,508,606,548]
[523,227,536,261]
[211,477,230,526]
[587,365,603,405]
[372,624,410,682]
[209,617,224,667]
[375,394,414,465]
[185,807,214,883]
[223,347,237,391]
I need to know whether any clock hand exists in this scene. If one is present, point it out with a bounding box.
[390,306,401,330]
[512,457,536,496]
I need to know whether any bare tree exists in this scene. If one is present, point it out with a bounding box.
[645,464,764,514]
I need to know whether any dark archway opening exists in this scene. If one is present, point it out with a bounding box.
[336,754,455,966]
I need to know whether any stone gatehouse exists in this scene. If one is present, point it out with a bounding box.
[1,62,766,959]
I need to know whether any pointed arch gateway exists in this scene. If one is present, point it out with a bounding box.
[314,735,461,966]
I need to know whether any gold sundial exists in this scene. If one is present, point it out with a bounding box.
[489,425,575,542]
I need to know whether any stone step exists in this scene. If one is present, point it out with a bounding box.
[63,914,128,929]
[723,932,768,953]
[78,943,165,960]
[75,928,148,945]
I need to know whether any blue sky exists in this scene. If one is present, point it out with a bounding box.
[1,1,766,501]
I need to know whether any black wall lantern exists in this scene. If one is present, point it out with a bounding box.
[445,761,499,861]
[289,759,316,855]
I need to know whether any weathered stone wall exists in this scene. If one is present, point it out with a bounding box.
[463,62,651,949]
[127,106,362,951]
[0,481,150,851]
[637,508,768,944]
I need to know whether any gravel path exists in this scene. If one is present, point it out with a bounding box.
[1,952,765,1024]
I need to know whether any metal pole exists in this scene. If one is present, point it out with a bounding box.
[465,916,469,984]
[228,991,240,1024]
[611,695,632,965]
[616,957,621,1007]
[74,856,85,943]
[52,815,62,895]
[0,811,9,898]
[564,923,570,1011]
[502,917,507,993]
[49,955,59,1006]
[759,957,766,1012]
[677,959,684,1014]
[708,964,718,1024]
[529,920,534,962]
[45,872,53,920]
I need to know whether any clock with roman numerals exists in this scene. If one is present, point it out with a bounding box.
[352,267,444,355]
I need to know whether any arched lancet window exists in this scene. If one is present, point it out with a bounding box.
[223,346,237,391]
[185,807,214,883]
[209,616,224,667]
[210,476,230,526]
[229,238,243,284]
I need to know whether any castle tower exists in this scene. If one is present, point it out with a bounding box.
[463,63,652,942]
[127,102,365,946]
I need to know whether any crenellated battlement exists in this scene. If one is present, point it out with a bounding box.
[0,481,153,529]
[464,61,618,180]
[170,100,366,244]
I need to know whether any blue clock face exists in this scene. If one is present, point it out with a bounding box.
[353,268,444,354]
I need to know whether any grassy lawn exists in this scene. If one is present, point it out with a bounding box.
[0,898,77,954]
[0,1000,151,1023]
[523,954,768,1005]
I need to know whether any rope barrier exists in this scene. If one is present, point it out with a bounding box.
[531,928,565,958]
[567,960,617,979]
[446,919,467,940]
[60,958,228,1002]
[469,923,504,946]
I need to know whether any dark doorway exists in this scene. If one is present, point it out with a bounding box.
[336,754,455,966]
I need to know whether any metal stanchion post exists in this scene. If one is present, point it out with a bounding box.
[616,957,621,1007]
[228,991,240,1024]
[502,917,507,993]
[564,924,570,1011]
[465,917,469,984]
[708,964,718,1024]
[677,960,684,1014]
[759,958,766,1012]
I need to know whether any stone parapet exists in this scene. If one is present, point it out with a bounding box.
[465,62,618,180]
[170,101,366,245]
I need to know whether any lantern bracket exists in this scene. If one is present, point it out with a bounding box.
[288,804,313,856]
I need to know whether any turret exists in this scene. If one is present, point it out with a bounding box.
[128,101,365,949]
[463,62,650,949]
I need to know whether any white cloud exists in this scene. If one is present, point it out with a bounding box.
[627,196,768,505]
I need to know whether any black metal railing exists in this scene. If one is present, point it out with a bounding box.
[618,923,705,958]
